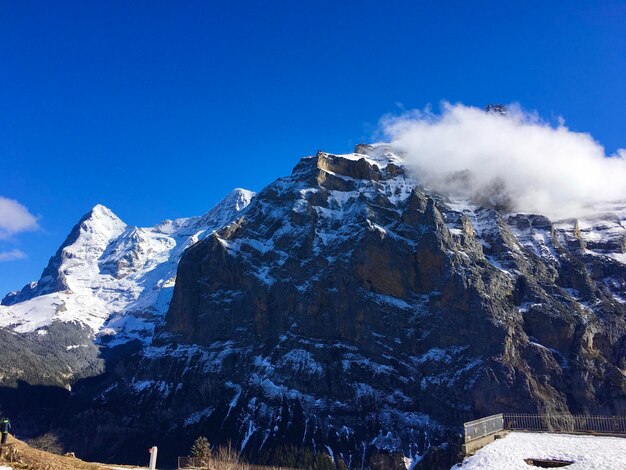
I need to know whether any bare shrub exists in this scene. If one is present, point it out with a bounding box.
[26,432,64,455]
[187,438,250,470]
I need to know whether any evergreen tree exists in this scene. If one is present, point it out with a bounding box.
[190,435,212,466]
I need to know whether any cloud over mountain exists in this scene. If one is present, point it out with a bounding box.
[381,103,626,219]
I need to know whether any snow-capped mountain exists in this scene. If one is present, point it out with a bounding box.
[1,188,253,343]
[39,144,622,469]
[2,145,625,469]
[0,188,253,387]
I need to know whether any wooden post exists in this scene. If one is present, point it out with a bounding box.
[149,446,158,470]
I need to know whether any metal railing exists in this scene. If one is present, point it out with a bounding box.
[463,413,504,443]
[504,414,626,435]
[464,413,626,444]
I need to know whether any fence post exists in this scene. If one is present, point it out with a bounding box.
[149,446,158,470]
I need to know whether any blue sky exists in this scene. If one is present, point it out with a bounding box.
[1,0,625,295]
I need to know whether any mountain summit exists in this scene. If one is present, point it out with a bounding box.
[2,204,127,306]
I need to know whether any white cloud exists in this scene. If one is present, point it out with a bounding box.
[380,102,626,219]
[0,196,39,239]
[0,249,27,262]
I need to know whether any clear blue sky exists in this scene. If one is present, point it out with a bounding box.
[1,0,625,295]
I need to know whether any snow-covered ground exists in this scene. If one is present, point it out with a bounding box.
[453,432,626,469]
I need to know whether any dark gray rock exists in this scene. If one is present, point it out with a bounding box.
[60,150,626,468]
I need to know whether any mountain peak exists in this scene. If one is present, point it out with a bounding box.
[73,205,127,243]
[228,188,255,211]
[90,203,111,213]
[196,188,255,229]
[85,204,123,223]
[1,204,127,306]
[211,188,255,214]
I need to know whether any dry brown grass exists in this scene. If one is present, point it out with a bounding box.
[0,434,143,470]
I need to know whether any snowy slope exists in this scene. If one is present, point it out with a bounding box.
[452,432,626,469]
[0,189,254,345]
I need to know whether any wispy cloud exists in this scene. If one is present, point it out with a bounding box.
[0,249,27,262]
[0,197,39,239]
[380,102,626,219]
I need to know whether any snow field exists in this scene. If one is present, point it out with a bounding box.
[453,432,626,469]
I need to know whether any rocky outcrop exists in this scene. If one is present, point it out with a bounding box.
[3,146,625,469]
[54,146,626,469]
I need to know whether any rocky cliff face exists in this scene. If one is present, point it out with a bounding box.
[56,145,626,469]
